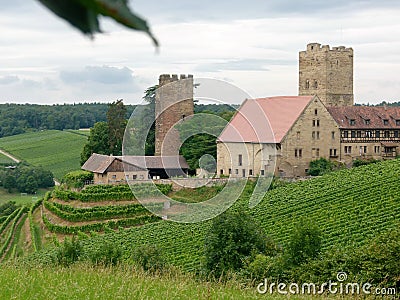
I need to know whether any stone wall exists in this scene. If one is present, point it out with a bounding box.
[155,74,194,156]
[299,43,354,107]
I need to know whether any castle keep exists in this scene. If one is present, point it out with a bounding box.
[155,74,194,156]
[299,43,354,107]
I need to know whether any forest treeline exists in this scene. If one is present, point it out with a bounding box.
[0,103,238,138]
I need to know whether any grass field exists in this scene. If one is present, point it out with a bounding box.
[0,130,88,180]
[0,264,358,300]
[0,189,50,206]
[0,153,15,165]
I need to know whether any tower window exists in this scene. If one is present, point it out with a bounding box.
[314,109,318,116]
[331,131,335,139]
[314,80,318,88]
[306,80,310,89]
[238,154,243,166]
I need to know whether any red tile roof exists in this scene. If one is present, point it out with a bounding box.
[327,106,400,129]
[218,96,314,143]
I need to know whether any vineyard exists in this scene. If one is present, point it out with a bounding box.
[0,159,399,274]
[74,159,400,272]
[0,130,88,180]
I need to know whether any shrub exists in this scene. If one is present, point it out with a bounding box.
[204,211,267,278]
[56,236,82,266]
[89,242,122,266]
[352,158,380,167]
[63,170,94,189]
[131,245,166,273]
[307,158,334,176]
[287,219,322,266]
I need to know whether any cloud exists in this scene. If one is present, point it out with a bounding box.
[0,75,20,85]
[60,65,134,85]
[195,58,296,72]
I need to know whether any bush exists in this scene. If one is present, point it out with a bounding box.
[204,211,268,278]
[131,245,166,273]
[89,242,122,266]
[307,158,334,176]
[352,158,380,167]
[287,220,322,266]
[63,170,94,189]
[56,236,82,266]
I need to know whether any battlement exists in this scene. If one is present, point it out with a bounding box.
[159,74,193,86]
[303,43,353,53]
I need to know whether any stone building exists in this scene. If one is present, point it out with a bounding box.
[217,43,400,177]
[155,74,194,156]
[299,43,354,107]
[217,95,340,177]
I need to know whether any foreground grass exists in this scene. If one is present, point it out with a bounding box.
[0,130,87,180]
[0,264,262,300]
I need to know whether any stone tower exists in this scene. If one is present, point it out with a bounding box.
[155,74,194,156]
[299,43,354,106]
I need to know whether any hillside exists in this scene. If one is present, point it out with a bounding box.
[0,130,87,180]
[72,159,400,272]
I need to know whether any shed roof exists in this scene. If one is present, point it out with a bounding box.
[218,96,314,143]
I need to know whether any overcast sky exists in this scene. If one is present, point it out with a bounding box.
[1,0,400,105]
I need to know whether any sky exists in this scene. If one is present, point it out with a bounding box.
[1,0,400,105]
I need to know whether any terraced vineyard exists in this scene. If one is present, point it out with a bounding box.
[41,184,163,235]
[0,130,88,180]
[75,159,400,272]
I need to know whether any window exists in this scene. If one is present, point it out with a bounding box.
[249,169,253,176]
[344,131,349,138]
[365,119,370,125]
[260,170,265,176]
[312,120,316,127]
[312,148,316,158]
[395,131,399,138]
[344,146,352,154]
[350,119,356,126]
[242,169,246,177]
[228,169,232,175]
[235,169,239,175]
[295,148,302,158]
[317,119,320,127]
[296,131,300,140]
[238,154,242,166]
[357,131,361,138]
[306,80,310,89]
[374,146,380,153]
[312,131,315,139]
[365,131,371,138]
[330,149,337,157]
[331,131,335,139]
[364,146,367,153]
[316,131,320,139]
[112,175,116,179]
[316,148,320,157]
[182,114,186,120]
[383,119,389,125]
[132,175,137,179]
[220,169,224,175]
[314,80,318,88]
[385,131,390,138]
[396,120,400,126]
[125,175,129,180]
[314,109,318,116]
[376,130,380,138]
[351,131,356,138]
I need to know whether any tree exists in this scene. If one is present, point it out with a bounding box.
[37,0,158,46]
[307,158,334,176]
[287,220,322,266]
[204,211,268,277]
[3,174,16,193]
[107,99,127,156]
[80,121,110,165]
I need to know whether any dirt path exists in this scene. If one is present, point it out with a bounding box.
[52,198,139,208]
[0,213,25,262]
[21,217,32,253]
[0,149,20,163]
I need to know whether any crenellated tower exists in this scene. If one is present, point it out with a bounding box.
[299,43,354,106]
[155,74,194,156]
